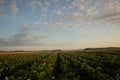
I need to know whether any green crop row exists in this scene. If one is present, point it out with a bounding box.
[0,50,120,80]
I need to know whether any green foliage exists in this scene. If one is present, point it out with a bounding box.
[0,50,120,80]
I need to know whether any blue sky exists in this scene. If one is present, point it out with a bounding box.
[0,0,120,50]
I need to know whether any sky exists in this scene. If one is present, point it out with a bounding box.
[0,0,120,50]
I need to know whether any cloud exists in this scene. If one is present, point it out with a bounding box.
[28,0,49,15]
[0,6,4,15]
[53,0,59,3]
[9,1,19,14]
[72,24,78,28]
[56,9,63,15]
[60,25,66,30]
[0,38,9,46]
[39,34,48,39]
[95,13,120,20]
[10,25,48,46]
[79,5,84,10]
[94,12,120,26]
[0,25,48,46]
[0,0,120,50]
[50,0,120,30]
[40,6,48,18]
[0,0,5,4]
[44,1,50,6]
[87,6,99,17]
[72,12,83,18]
[30,0,49,13]
[29,0,37,13]
[8,25,36,46]
[108,0,120,12]
[40,12,47,18]
[0,38,6,42]
[37,1,43,7]
[34,21,40,26]
[47,27,53,30]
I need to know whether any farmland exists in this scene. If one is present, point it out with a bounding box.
[0,49,120,80]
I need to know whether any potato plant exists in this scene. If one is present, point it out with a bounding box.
[0,49,120,80]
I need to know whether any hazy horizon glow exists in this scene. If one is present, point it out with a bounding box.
[0,0,120,50]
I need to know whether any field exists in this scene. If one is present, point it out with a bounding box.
[0,49,120,80]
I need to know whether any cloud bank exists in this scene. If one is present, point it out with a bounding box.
[0,25,48,46]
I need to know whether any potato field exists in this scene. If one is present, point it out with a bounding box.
[0,49,120,80]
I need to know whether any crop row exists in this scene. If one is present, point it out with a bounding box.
[0,50,120,80]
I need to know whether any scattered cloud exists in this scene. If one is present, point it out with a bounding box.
[39,34,47,39]
[0,0,120,49]
[40,12,47,18]
[56,9,63,15]
[9,1,19,14]
[60,25,66,30]
[0,0,5,4]
[53,0,59,3]
[66,0,70,2]
[34,21,40,26]
[37,1,43,7]
[72,24,78,28]
[72,12,83,18]
[79,5,84,10]
[47,27,53,30]
[44,0,50,6]
[1,0,120,25]
[29,0,37,13]
[47,0,120,30]
[0,6,4,15]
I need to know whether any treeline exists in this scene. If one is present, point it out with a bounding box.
[84,47,120,50]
